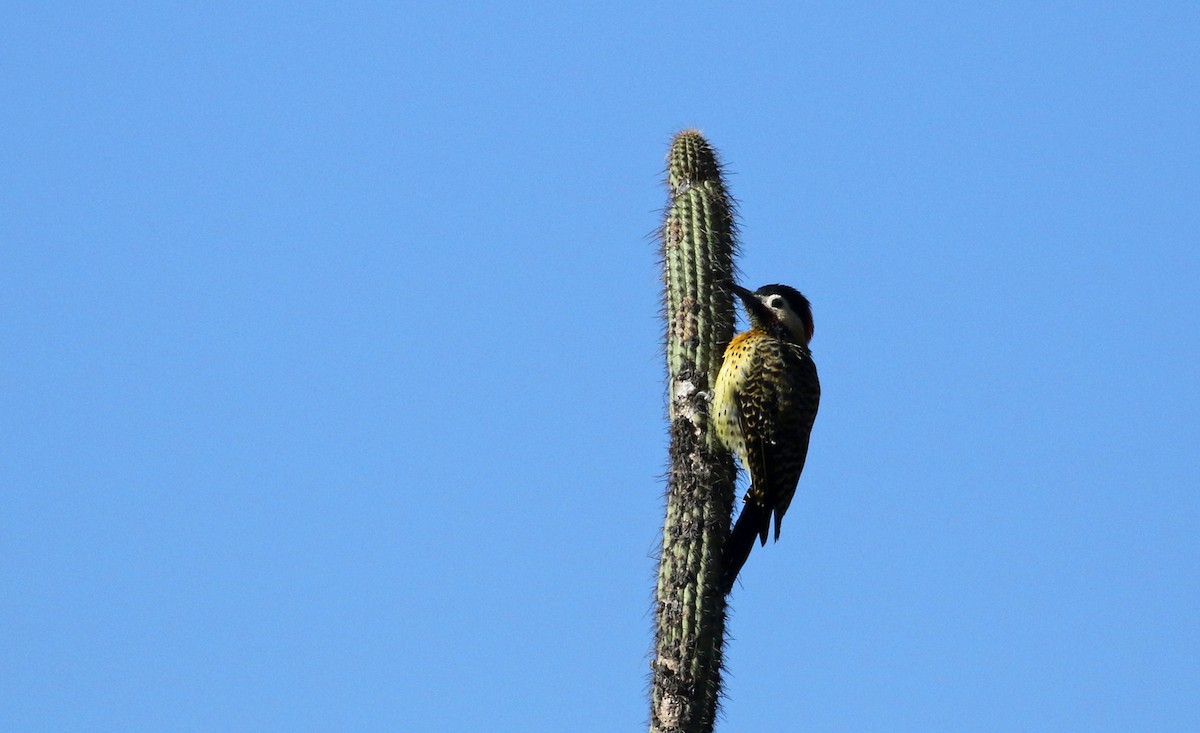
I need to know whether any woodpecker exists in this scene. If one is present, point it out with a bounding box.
[714,283,820,594]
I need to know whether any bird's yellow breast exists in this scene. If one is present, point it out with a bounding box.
[712,329,765,458]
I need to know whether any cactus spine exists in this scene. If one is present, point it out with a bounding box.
[650,131,738,733]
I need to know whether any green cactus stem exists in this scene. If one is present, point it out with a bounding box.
[649,130,738,733]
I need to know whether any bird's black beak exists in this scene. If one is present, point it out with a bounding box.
[731,284,772,324]
[730,284,756,301]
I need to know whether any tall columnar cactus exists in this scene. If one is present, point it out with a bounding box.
[649,130,738,733]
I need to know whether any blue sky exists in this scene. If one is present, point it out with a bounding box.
[3,3,1198,731]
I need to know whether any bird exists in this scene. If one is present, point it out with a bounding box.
[713,283,820,594]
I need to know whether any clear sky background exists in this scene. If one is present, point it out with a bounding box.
[3,4,1198,731]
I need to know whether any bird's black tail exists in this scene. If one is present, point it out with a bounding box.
[722,502,771,594]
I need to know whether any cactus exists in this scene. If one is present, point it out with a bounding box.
[649,130,738,733]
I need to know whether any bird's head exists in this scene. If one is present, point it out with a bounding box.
[732,283,814,344]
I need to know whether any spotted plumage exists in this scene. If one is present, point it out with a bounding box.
[714,284,820,594]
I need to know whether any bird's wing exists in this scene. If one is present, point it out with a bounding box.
[762,344,821,538]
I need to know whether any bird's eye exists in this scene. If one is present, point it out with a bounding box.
[769,296,784,309]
